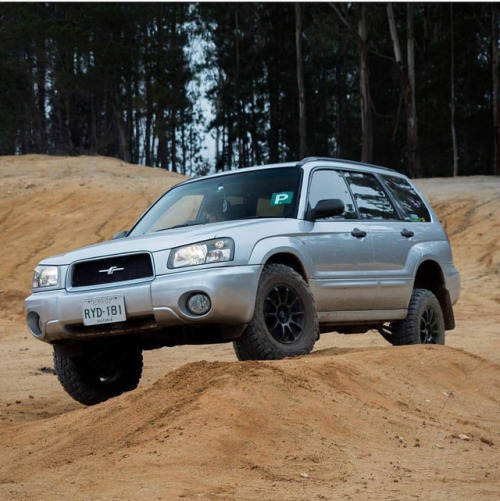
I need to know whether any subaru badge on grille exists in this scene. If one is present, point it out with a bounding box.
[99,266,125,275]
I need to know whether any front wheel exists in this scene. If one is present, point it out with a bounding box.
[389,288,445,346]
[54,342,143,405]
[233,264,319,360]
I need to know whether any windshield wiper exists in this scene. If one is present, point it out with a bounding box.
[238,216,270,220]
[156,221,203,232]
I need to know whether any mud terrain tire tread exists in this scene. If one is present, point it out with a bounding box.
[233,264,319,361]
[390,288,445,346]
[54,346,143,406]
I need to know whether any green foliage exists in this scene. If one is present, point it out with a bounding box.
[0,2,497,176]
[0,2,202,172]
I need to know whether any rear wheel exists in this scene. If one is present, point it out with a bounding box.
[54,342,143,405]
[233,264,318,360]
[389,288,445,345]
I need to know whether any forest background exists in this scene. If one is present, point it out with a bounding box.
[0,2,498,178]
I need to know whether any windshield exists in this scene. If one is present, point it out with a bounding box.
[129,167,302,236]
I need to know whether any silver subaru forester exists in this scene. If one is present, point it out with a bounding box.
[25,157,460,405]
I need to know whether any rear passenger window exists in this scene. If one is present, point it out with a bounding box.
[381,175,431,222]
[308,170,357,220]
[344,172,398,220]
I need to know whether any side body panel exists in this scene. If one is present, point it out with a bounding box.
[304,221,377,311]
[366,220,452,310]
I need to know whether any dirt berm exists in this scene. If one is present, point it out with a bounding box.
[0,155,498,500]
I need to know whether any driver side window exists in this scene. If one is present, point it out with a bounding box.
[308,170,357,220]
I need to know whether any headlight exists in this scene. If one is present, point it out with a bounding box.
[168,238,234,269]
[32,266,59,289]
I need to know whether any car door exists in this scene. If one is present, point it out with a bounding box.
[305,169,377,312]
[343,171,414,310]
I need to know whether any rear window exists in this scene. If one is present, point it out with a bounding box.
[381,175,431,222]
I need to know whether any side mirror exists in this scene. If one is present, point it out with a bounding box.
[309,199,345,221]
[112,230,128,240]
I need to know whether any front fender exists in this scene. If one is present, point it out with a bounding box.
[248,236,314,278]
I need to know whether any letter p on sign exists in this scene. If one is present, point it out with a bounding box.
[271,192,294,205]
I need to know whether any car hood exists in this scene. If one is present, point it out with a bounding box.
[40,218,303,266]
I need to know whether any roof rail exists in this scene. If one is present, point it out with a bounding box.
[297,156,397,173]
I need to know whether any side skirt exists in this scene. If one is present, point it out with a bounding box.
[318,309,407,324]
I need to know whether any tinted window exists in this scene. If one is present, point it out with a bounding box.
[308,170,357,220]
[382,175,431,222]
[344,172,398,220]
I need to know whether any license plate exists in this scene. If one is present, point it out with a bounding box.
[82,296,126,326]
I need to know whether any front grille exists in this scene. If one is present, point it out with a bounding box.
[71,253,154,288]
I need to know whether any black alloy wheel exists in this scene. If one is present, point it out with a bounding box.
[420,306,440,344]
[264,284,305,344]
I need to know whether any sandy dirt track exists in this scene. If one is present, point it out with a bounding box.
[0,155,498,500]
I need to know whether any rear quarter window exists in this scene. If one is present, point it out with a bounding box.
[381,175,431,222]
[344,172,399,220]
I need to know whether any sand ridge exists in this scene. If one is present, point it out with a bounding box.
[1,346,498,499]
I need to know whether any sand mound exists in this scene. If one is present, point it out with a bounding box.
[1,345,498,499]
[0,155,185,318]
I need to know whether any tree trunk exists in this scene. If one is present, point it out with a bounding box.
[266,11,280,164]
[295,2,307,159]
[171,112,177,173]
[115,94,130,163]
[215,71,222,171]
[406,3,421,177]
[157,120,169,170]
[357,3,372,163]
[387,2,421,177]
[492,4,500,176]
[90,94,97,154]
[450,4,458,176]
[36,37,47,152]
[133,77,141,164]
[180,108,186,175]
[145,112,152,166]
[331,2,373,162]
[125,75,134,163]
[387,3,403,63]
[234,8,244,168]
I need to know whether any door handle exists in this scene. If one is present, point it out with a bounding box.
[401,228,414,238]
[351,228,367,238]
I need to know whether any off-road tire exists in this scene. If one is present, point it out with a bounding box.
[390,288,445,346]
[54,343,143,406]
[233,264,319,360]
[232,339,253,361]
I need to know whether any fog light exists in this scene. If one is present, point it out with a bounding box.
[186,293,211,315]
[27,311,43,337]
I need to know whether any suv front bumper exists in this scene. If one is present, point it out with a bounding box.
[25,265,261,343]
